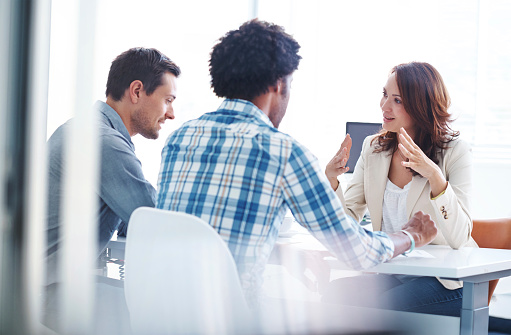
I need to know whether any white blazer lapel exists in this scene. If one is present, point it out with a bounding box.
[406,175,429,219]
[366,150,392,231]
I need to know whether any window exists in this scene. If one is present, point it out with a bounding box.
[257,0,511,167]
[48,0,511,183]
[47,0,253,184]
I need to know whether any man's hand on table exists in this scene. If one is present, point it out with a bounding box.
[390,211,438,258]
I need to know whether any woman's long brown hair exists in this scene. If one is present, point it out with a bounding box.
[372,62,459,176]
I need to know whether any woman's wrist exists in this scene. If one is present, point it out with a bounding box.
[428,167,447,198]
[328,177,339,191]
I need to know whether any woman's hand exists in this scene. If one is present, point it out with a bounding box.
[325,134,352,190]
[398,128,448,198]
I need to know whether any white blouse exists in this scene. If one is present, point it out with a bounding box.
[381,179,411,234]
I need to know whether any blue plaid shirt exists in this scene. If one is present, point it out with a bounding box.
[157,99,394,305]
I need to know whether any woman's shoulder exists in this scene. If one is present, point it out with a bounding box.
[363,134,381,147]
[363,133,388,153]
[437,137,472,167]
[442,137,471,155]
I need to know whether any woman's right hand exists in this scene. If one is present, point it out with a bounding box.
[325,134,352,190]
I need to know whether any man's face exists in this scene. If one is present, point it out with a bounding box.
[268,74,293,129]
[131,72,177,139]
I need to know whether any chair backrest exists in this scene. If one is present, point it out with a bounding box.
[124,207,251,334]
[471,218,511,305]
[471,218,511,250]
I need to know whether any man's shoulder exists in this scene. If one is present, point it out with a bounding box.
[99,122,124,137]
[47,117,130,146]
[243,124,309,157]
[270,130,318,163]
[99,122,132,146]
[47,119,72,149]
[272,130,303,148]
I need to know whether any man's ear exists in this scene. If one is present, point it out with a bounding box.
[128,80,144,103]
[272,79,283,93]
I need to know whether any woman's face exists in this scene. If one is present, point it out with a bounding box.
[380,73,415,137]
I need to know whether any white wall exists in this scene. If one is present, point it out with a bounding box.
[47,0,511,219]
[472,162,511,219]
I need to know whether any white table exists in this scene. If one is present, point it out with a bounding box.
[304,240,511,335]
[107,227,511,335]
[348,245,511,335]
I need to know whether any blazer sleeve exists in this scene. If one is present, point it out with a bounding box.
[429,139,473,249]
[335,136,372,223]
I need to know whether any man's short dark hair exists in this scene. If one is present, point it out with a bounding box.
[106,47,181,101]
[209,19,301,101]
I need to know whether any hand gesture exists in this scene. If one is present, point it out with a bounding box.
[398,128,447,197]
[401,211,438,248]
[325,134,352,190]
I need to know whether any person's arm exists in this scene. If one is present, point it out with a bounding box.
[429,140,473,248]
[100,133,156,229]
[325,135,375,223]
[325,134,352,190]
[398,128,448,197]
[399,129,472,249]
[339,136,373,223]
[388,211,437,257]
[281,142,437,270]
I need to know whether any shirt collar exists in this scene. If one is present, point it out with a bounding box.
[94,100,134,147]
[218,99,275,128]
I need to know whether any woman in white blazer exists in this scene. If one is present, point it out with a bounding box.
[322,62,476,317]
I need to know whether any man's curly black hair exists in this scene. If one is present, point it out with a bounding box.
[209,19,301,100]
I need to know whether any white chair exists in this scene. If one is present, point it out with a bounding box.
[124,207,252,334]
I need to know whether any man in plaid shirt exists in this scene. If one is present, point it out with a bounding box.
[156,19,437,307]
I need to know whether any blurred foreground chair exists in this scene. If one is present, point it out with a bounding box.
[471,218,511,305]
[124,207,251,334]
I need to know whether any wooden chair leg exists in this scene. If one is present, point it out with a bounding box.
[488,279,499,306]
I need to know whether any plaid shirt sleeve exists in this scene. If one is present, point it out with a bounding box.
[281,140,395,269]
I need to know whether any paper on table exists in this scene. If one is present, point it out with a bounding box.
[397,249,435,259]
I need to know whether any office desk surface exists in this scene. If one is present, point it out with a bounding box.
[283,232,511,335]
[328,245,511,280]
[109,228,511,281]
[110,227,511,281]
[108,225,511,335]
